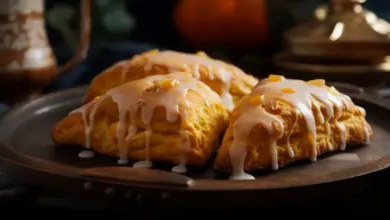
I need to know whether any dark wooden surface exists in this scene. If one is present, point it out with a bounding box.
[4,180,390,218]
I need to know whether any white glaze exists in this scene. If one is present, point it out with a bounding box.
[229,76,363,180]
[78,150,95,159]
[74,72,222,173]
[118,60,130,82]
[71,103,95,159]
[121,50,255,111]
[229,107,284,180]
[327,153,361,162]
[133,129,153,168]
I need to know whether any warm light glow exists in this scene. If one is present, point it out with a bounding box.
[329,22,344,41]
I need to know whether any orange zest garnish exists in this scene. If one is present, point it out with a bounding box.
[249,95,264,105]
[268,74,284,82]
[158,79,180,90]
[281,87,296,94]
[175,72,192,77]
[196,51,208,57]
[307,79,326,87]
[146,49,159,55]
[93,96,100,103]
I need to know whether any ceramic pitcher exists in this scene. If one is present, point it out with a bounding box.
[0,0,91,105]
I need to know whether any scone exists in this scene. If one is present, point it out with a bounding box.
[84,49,258,110]
[214,75,373,180]
[52,72,229,173]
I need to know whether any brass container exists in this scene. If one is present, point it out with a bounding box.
[284,0,390,63]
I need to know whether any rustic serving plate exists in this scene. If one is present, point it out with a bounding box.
[0,85,390,209]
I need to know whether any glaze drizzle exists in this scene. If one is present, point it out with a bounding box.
[229,75,366,180]
[118,50,256,110]
[72,72,222,173]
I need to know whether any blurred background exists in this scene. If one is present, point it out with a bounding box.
[46,0,390,50]
[1,0,390,103]
[45,0,390,89]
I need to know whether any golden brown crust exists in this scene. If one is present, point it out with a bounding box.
[52,80,229,166]
[84,49,258,105]
[214,88,373,173]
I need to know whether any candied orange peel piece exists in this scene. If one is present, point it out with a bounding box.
[174,72,192,77]
[249,95,264,105]
[145,49,159,55]
[93,96,100,103]
[307,79,326,87]
[281,87,296,93]
[268,74,284,82]
[196,51,208,57]
[158,79,180,90]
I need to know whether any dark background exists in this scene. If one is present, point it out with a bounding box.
[42,0,390,90]
[45,0,390,55]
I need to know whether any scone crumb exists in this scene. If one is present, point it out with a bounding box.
[144,83,160,93]
[270,100,279,110]
[136,99,146,106]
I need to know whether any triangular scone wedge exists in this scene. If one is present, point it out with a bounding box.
[214,75,373,180]
[52,72,229,172]
[84,49,258,110]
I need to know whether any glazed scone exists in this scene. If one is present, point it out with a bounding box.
[84,49,258,110]
[52,72,229,173]
[214,75,373,180]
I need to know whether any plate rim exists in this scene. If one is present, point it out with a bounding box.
[273,52,390,74]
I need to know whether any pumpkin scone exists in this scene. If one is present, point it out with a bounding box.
[84,49,258,110]
[214,75,373,180]
[52,72,229,173]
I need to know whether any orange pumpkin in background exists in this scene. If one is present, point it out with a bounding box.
[174,0,269,49]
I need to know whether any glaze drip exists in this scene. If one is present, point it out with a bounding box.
[229,107,283,180]
[171,130,191,174]
[229,75,360,180]
[71,102,95,158]
[73,72,222,173]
